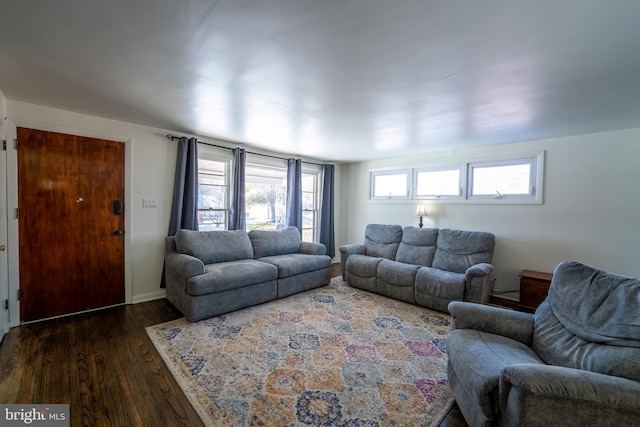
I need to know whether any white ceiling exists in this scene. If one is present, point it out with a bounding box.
[1,1,639,162]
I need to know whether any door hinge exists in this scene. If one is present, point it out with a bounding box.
[15,208,19,219]
[2,140,5,151]
[3,300,7,310]
[15,138,18,150]
[17,289,21,301]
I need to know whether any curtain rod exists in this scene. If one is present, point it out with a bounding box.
[166,134,328,166]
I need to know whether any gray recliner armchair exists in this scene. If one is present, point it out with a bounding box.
[446,260,640,426]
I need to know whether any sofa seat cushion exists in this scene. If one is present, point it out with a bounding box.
[415,267,466,300]
[377,259,420,303]
[175,229,254,264]
[187,259,277,296]
[378,259,421,286]
[259,253,331,279]
[249,226,301,258]
[447,329,544,423]
[346,254,384,278]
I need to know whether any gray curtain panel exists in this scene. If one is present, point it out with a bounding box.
[286,158,303,233]
[168,137,199,235]
[228,148,246,230]
[319,163,335,257]
[163,136,198,288]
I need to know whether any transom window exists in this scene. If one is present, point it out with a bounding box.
[370,152,544,204]
[370,170,410,199]
[468,158,537,199]
[414,166,462,199]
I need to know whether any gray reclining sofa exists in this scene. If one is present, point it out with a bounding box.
[165,226,331,321]
[340,224,495,312]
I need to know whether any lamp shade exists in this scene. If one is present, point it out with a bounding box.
[415,205,428,217]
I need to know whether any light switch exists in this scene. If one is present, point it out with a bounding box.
[142,198,158,208]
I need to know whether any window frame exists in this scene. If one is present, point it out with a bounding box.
[413,165,464,200]
[301,166,321,242]
[467,153,543,203]
[370,169,411,200]
[197,154,231,231]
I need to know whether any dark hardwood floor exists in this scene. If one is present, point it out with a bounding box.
[0,263,467,426]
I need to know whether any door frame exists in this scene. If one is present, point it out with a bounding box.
[0,121,8,337]
[5,121,133,327]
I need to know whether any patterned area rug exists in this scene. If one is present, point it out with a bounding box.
[146,277,454,426]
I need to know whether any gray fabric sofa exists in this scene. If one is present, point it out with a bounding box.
[165,226,331,321]
[339,224,495,312]
[447,260,640,426]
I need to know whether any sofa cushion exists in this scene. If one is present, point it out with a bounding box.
[432,229,495,273]
[175,229,254,265]
[415,267,466,300]
[346,254,384,278]
[532,261,640,382]
[533,301,640,382]
[378,259,421,286]
[395,226,438,266]
[249,226,301,258]
[187,259,278,296]
[548,261,640,347]
[363,224,403,260]
[259,253,331,278]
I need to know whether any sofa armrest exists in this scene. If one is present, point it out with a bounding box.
[448,301,534,346]
[500,364,640,418]
[465,262,493,278]
[339,244,365,280]
[463,262,494,304]
[165,251,205,279]
[300,241,327,255]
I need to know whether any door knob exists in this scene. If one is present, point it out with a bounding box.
[114,230,124,236]
[0,245,5,251]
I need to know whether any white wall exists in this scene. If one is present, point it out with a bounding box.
[7,97,638,305]
[5,100,343,308]
[338,128,640,299]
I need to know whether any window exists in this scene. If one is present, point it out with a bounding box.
[369,151,544,204]
[197,146,322,241]
[370,170,410,199]
[302,173,318,242]
[197,158,229,231]
[243,161,321,242]
[245,164,287,231]
[414,166,463,199]
[468,156,538,200]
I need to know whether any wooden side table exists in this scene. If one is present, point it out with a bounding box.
[518,270,553,313]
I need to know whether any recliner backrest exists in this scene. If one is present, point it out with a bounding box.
[533,261,640,382]
[395,226,438,266]
[363,224,403,260]
[432,229,495,273]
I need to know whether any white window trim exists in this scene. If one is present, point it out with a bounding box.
[370,169,411,200]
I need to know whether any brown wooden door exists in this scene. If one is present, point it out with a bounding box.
[18,128,125,322]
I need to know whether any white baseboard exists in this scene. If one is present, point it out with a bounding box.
[132,289,166,304]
